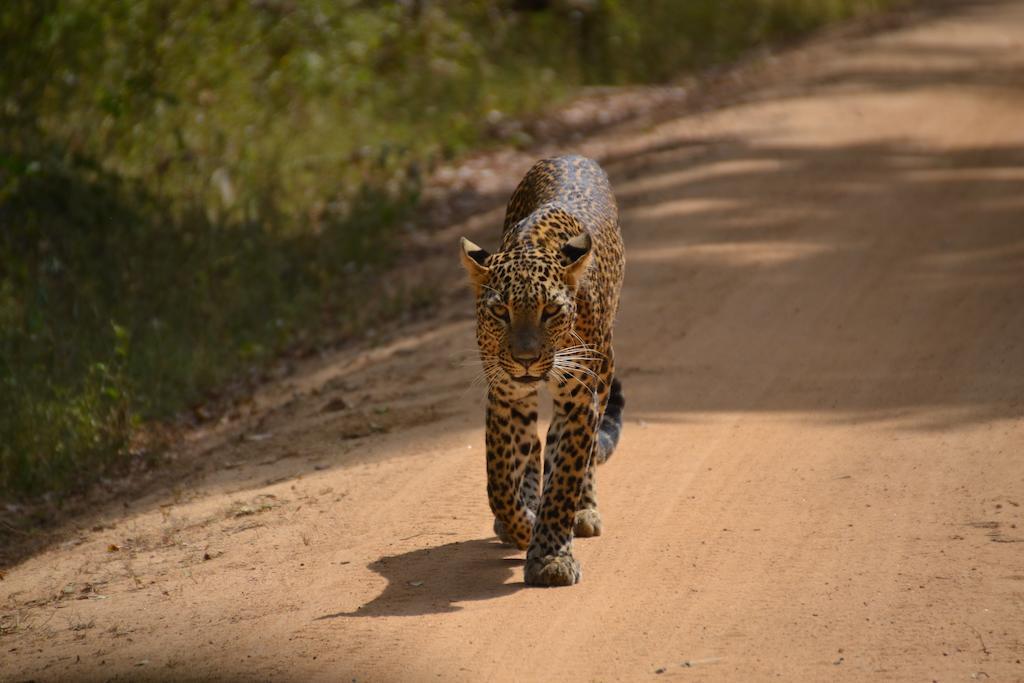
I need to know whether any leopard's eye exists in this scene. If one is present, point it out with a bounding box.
[541,303,561,322]
[489,304,510,322]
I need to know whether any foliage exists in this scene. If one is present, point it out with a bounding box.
[0,0,892,498]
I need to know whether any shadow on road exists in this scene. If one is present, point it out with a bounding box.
[316,537,524,618]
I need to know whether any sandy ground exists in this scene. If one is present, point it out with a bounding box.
[3,1,1024,681]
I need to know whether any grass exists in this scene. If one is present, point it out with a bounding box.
[1,0,896,499]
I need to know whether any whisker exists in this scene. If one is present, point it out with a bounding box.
[479,283,504,299]
[558,344,605,358]
[566,331,608,360]
[557,364,601,383]
[552,360,601,390]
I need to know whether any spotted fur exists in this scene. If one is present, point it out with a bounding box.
[459,155,625,587]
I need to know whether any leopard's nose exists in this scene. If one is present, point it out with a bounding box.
[513,351,540,368]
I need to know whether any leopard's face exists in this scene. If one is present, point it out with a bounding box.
[473,249,580,385]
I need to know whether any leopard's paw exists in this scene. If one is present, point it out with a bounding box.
[524,553,581,587]
[493,517,516,545]
[573,508,602,538]
[493,516,532,550]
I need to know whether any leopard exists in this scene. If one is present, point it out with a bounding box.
[459,154,625,587]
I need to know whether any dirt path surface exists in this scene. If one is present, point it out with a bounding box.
[4,2,1024,680]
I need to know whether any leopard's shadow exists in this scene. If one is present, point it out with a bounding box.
[317,537,524,619]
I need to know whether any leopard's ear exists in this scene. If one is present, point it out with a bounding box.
[561,232,592,287]
[459,237,490,288]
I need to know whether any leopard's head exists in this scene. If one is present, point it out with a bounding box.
[459,234,592,385]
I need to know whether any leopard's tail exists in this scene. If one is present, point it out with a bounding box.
[594,377,625,465]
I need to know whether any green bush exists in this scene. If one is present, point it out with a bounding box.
[0,145,413,495]
[1,0,893,498]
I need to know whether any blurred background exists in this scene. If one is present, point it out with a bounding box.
[0,0,892,499]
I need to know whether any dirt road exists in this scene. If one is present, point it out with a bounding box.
[3,1,1023,680]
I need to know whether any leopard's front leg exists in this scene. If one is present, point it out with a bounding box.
[486,390,541,550]
[544,412,600,538]
[525,374,608,586]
